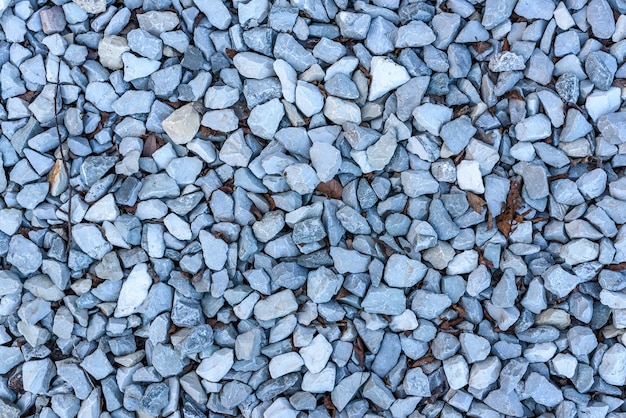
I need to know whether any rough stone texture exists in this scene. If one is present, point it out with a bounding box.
[162,104,200,145]
[2,0,625,416]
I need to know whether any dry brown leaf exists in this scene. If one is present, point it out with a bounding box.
[496,177,523,238]
[263,193,276,211]
[466,191,486,214]
[473,41,492,54]
[354,337,366,370]
[316,179,343,199]
[607,262,626,271]
[142,133,158,157]
[502,37,510,51]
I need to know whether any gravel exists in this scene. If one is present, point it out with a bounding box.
[2,0,626,416]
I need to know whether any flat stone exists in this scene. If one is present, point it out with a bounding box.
[586,51,617,91]
[254,289,298,321]
[122,53,160,81]
[72,0,106,13]
[524,372,564,407]
[307,267,342,303]
[515,114,552,141]
[413,103,453,135]
[560,238,599,265]
[7,235,42,275]
[585,87,622,121]
[193,0,231,29]
[23,359,55,394]
[598,112,626,144]
[162,104,200,145]
[81,348,114,380]
[599,343,626,385]
[115,263,152,317]
[484,389,524,417]
[587,0,616,39]
[269,352,304,378]
[248,98,284,140]
[284,163,319,195]
[411,290,452,319]
[324,96,362,124]
[40,6,66,34]
[295,81,324,117]
[331,372,370,412]
[310,142,341,182]
[396,21,435,48]
[199,230,228,271]
[362,285,406,315]
[489,52,525,72]
[384,254,427,287]
[98,35,130,70]
[300,334,333,374]
[514,0,556,20]
[460,333,491,363]
[440,116,476,155]
[443,355,469,390]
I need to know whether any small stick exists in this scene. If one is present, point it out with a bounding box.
[54,60,72,257]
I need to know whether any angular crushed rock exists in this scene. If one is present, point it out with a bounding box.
[1,0,625,416]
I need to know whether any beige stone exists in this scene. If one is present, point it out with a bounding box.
[72,0,106,13]
[162,104,201,145]
[98,36,130,70]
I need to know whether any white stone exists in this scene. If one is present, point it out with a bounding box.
[366,129,397,171]
[284,163,320,194]
[248,98,284,140]
[457,160,484,194]
[390,310,419,332]
[274,59,297,103]
[413,103,453,135]
[551,353,577,378]
[122,53,160,81]
[295,81,324,117]
[395,21,436,48]
[238,0,269,28]
[197,348,234,382]
[263,398,298,418]
[600,289,626,309]
[233,52,275,79]
[310,142,341,182]
[72,224,112,260]
[443,355,469,390]
[0,208,22,235]
[98,36,129,70]
[202,109,239,133]
[254,289,298,321]
[114,263,152,317]
[164,213,192,241]
[515,114,552,141]
[586,87,621,121]
[560,238,599,265]
[368,56,411,101]
[384,254,427,287]
[194,0,231,29]
[599,343,626,385]
[162,104,200,145]
[199,230,228,270]
[220,129,253,167]
[302,365,336,393]
[554,2,575,30]
[84,194,119,223]
[324,96,362,124]
[269,352,304,378]
[300,334,333,374]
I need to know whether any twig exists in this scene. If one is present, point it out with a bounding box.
[55,60,72,257]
